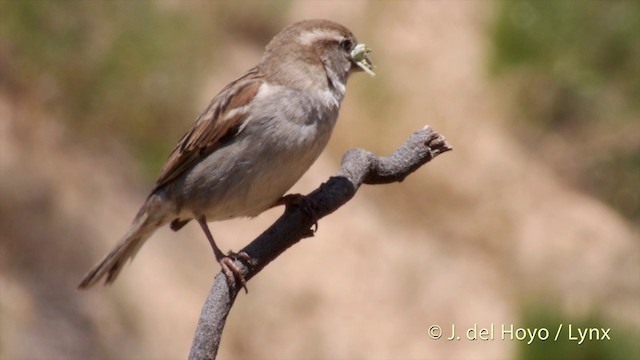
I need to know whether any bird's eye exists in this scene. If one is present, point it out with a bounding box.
[340,38,354,52]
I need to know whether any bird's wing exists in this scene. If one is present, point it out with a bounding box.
[153,67,264,191]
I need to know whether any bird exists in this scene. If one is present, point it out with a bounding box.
[78,19,374,290]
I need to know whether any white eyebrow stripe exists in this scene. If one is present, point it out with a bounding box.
[298,29,343,45]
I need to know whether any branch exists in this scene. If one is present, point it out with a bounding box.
[188,126,452,360]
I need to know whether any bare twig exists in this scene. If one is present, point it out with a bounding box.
[188,126,452,360]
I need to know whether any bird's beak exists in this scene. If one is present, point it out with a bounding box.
[351,43,375,77]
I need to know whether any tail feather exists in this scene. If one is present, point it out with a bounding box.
[78,197,170,289]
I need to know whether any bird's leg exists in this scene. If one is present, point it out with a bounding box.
[272,194,319,235]
[196,216,249,293]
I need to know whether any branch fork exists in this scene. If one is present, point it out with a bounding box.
[189,126,452,360]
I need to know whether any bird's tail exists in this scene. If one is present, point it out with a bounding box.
[78,196,170,289]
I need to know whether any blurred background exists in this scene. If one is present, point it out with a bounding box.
[1,1,638,359]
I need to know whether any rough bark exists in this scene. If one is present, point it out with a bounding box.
[188,126,452,360]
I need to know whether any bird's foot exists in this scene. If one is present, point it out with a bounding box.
[219,251,253,294]
[275,193,319,234]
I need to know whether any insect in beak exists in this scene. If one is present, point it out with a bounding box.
[351,43,375,77]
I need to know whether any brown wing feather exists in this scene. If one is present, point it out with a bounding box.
[153,68,263,191]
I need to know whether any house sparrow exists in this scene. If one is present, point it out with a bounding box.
[78,19,374,290]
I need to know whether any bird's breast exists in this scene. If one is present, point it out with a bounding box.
[177,84,342,220]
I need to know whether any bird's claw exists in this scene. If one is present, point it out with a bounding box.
[219,251,253,293]
[278,194,319,233]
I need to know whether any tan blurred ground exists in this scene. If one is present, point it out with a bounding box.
[1,1,638,360]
